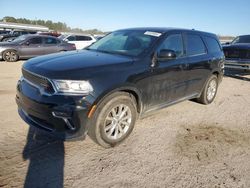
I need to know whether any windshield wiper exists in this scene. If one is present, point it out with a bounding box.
[85,48,134,57]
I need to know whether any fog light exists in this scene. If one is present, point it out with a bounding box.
[52,111,76,130]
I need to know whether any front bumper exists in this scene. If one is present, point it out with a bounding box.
[16,78,94,141]
[225,59,250,70]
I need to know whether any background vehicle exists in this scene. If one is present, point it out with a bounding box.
[223,35,250,70]
[94,34,106,41]
[0,34,76,62]
[59,33,96,49]
[16,28,224,148]
[38,31,61,37]
[0,30,10,35]
[0,30,37,42]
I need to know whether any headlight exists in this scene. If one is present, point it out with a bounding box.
[52,80,93,95]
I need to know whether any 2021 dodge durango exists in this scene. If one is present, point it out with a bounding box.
[16,28,224,148]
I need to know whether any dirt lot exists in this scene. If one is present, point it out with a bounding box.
[0,61,250,188]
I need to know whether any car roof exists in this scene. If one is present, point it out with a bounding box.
[23,34,60,39]
[61,33,93,37]
[117,27,217,38]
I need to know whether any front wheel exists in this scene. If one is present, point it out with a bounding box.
[88,92,137,148]
[197,75,218,105]
[3,50,19,62]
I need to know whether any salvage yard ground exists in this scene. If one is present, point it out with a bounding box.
[0,61,250,188]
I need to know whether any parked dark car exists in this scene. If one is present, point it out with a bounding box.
[0,30,37,42]
[0,34,76,62]
[0,30,10,35]
[223,35,250,70]
[16,28,224,148]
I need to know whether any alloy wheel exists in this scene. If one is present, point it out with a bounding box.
[104,104,132,140]
[207,79,217,101]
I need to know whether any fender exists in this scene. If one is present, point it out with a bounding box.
[92,83,143,114]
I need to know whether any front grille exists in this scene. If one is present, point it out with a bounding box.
[22,68,55,94]
[224,49,250,59]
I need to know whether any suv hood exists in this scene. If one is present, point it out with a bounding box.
[23,50,134,79]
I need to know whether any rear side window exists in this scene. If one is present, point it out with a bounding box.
[204,36,221,53]
[186,34,206,56]
[76,35,92,41]
[44,37,57,44]
[27,37,42,45]
[159,34,184,57]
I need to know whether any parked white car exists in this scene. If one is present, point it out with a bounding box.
[59,34,96,49]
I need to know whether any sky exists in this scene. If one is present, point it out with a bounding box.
[0,0,250,36]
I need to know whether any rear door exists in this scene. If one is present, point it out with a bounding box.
[184,33,210,95]
[43,37,61,54]
[19,37,44,58]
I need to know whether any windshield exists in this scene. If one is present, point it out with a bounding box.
[12,35,29,42]
[232,35,250,44]
[58,34,68,40]
[87,30,162,56]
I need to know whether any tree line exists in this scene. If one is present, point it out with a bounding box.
[1,16,105,35]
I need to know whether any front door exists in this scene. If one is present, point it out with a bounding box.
[19,37,44,58]
[147,33,189,109]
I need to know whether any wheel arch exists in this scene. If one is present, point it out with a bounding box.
[2,48,19,56]
[92,85,143,114]
[2,49,19,61]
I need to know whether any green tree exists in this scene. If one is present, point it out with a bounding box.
[1,16,105,34]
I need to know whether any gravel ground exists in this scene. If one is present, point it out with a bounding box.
[0,61,250,188]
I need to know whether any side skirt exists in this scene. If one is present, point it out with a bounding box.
[139,93,199,119]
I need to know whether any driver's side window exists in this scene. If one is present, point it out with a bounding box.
[158,34,184,58]
[27,37,42,45]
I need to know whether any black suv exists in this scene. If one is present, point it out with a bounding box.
[16,28,224,148]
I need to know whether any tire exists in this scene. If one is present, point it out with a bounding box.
[3,50,19,62]
[88,92,137,148]
[197,75,218,105]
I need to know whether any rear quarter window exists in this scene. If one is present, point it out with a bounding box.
[204,36,221,53]
[186,34,206,56]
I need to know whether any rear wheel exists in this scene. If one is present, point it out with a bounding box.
[88,92,137,148]
[197,75,218,105]
[3,50,19,62]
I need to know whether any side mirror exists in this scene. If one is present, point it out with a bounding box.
[158,49,176,61]
[25,41,30,46]
[64,39,69,42]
